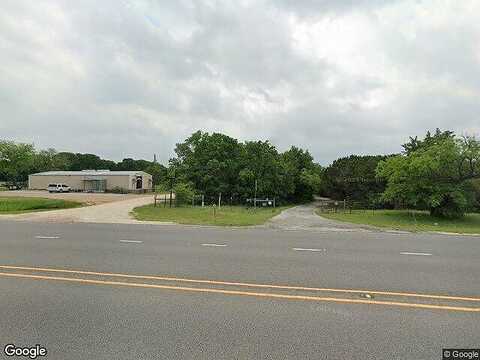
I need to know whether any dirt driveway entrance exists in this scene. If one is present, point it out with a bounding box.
[266,202,370,232]
[1,193,155,224]
[0,190,139,205]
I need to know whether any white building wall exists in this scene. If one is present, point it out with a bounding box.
[28,172,153,192]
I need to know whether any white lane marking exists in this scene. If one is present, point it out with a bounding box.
[35,236,60,239]
[400,252,432,256]
[119,240,143,244]
[201,243,227,247]
[293,248,326,252]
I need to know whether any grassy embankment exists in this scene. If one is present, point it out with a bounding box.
[133,205,290,226]
[0,197,82,214]
[319,209,480,234]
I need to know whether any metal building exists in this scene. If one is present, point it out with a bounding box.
[28,170,153,193]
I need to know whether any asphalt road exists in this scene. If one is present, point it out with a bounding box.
[0,220,479,359]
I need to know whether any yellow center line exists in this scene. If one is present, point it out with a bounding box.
[0,264,479,302]
[0,272,478,313]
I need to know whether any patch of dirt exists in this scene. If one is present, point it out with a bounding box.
[0,190,142,205]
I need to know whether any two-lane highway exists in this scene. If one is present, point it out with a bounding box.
[0,220,479,359]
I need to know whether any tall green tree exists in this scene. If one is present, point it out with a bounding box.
[377,133,480,218]
[144,163,167,186]
[0,140,36,184]
[281,146,320,202]
[323,154,392,205]
[402,128,455,155]
[115,158,152,171]
[237,140,285,200]
[172,131,242,200]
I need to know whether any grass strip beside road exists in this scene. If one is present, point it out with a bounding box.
[0,196,82,214]
[132,205,291,226]
[318,209,480,234]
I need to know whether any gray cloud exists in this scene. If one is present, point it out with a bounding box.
[0,0,479,164]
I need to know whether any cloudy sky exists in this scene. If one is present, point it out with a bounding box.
[1,0,479,164]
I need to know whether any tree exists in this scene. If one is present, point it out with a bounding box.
[172,131,242,200]
[32,148,58,173]
[323,154,392,206]
[144,163,167,186]
[237,140,285,200]
[0,140,35,184]
[377,132,480,218]
[52,152,75,170]
[300,164,324,198]
[173,182,195,205]
[281,146,319,202]
[170,132,321,203]
[115,158,152,171]
[402,128,455,155]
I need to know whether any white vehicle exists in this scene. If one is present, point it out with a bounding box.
[47,183,71,193]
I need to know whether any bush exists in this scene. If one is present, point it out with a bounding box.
[471,179,480,212]
[429,191,468,218]
[154,184,168,193]
[173,182,194,206]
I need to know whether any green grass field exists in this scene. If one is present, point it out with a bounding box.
[132,205,290,226]
[318,209,480,234]
[0,197,82,214]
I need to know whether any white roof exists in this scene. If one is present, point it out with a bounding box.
[30,170,150,176]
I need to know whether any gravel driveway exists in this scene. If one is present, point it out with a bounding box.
[2,192,367,229]
[266,202,370,232]
[0,190,141,205]
[2,195,155,224]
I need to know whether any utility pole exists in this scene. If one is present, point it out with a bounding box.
[218,192,222,208]
[169,168,175,208]
[254,179,257,209]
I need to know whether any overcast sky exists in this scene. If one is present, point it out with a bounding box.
[1,0,479,165]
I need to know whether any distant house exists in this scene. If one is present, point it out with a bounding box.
[28,170,152,193]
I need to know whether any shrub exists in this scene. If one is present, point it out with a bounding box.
[173,182,194,206]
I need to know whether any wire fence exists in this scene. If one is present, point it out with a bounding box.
[317,198,391,214]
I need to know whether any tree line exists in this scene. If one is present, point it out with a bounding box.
[1,128,479,217]
[322,129,480,218]
[0,131,323,204]
[167,131,323,204]
[0,141,167,187]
